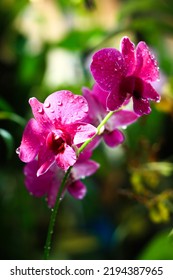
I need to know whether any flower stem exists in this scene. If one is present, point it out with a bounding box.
[44,109,117,259]
[44,166,72,260]
[78,111,115,154]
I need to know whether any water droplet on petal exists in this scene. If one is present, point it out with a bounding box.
[57,101,62,106]
[44,102,51,108]
[16,147,20,154]
[38,107,43,113]
[50,108,55,113]
[82,106,88,113]
[118,56,122,61]
[79,98,84,103]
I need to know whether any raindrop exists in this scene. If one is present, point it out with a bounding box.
[57,101,62,106]
[82,106,88,113]
[44,102,51,108]
[16,147,20,154]
[38,107,43,113]
[79,98,84,104]
[69,98,74,103]
[156,99,161,103]
[117,56,122,61]
[50,108,55,113]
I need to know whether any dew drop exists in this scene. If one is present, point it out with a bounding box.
[79,98,84,103]
[16,147,20,154]
[117,56,122,61]
[82,106,88,113]
[50,108,55,113]
[69,98,74,103]
[57,101,62,106]
[38,107,43,113]
[44,102,51,108]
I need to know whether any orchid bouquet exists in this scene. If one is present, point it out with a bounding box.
[17,37,160,259]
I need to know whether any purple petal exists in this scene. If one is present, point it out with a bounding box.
[72,123,97,145]
[106,84,127,111]
[68,180,87,199]
[47,174,61,208]
[37,146,55,176]
[55,144,77,170]
[134,41,159,82]
[121,36,135,76]
[82,86,104,124]
[73,159,100,180]
[43,91,89,125]
[142,81,161,102]
[18,118,42,163]
[103,129,125,147]
[24,160,53,197]
[133,97,151,115]
[90,48,124,92]
[109,110,138,129]
[92,84,109,109]
[29,97,52,131]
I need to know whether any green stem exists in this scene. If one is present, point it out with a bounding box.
[44,166,72,260]
[43,109,118,259]
[78,111,115,154]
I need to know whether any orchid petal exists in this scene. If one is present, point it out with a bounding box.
[135,41,159,82]
[43,91,89,125]
[37,146,55,176]
[90,48,124,92]
[110,110,138,129]
[133,97,151,115]
[73,159,100,180]
[142,81,161,102]
[71,123,97,145]
[55,144,76,170]
[68,180,87,199]
[121,36,135,76]
[24,161,53,197]
[92,84,109,109]
[106,84,127,111]
[103,129,125,147]
[18,118,42,163]
[29,97,52,131]
[82,87,104,124]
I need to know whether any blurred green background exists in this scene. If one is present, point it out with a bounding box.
[1,0,173,260]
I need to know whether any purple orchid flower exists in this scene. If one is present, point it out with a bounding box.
[17,91,97,176]
[83,84,138,147]
[90,36,161,115]
[24,150,99,208]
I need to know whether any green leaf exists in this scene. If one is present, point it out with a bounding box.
[138,229,173,259]
[0,128,14,158]
[0,111,26,127]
